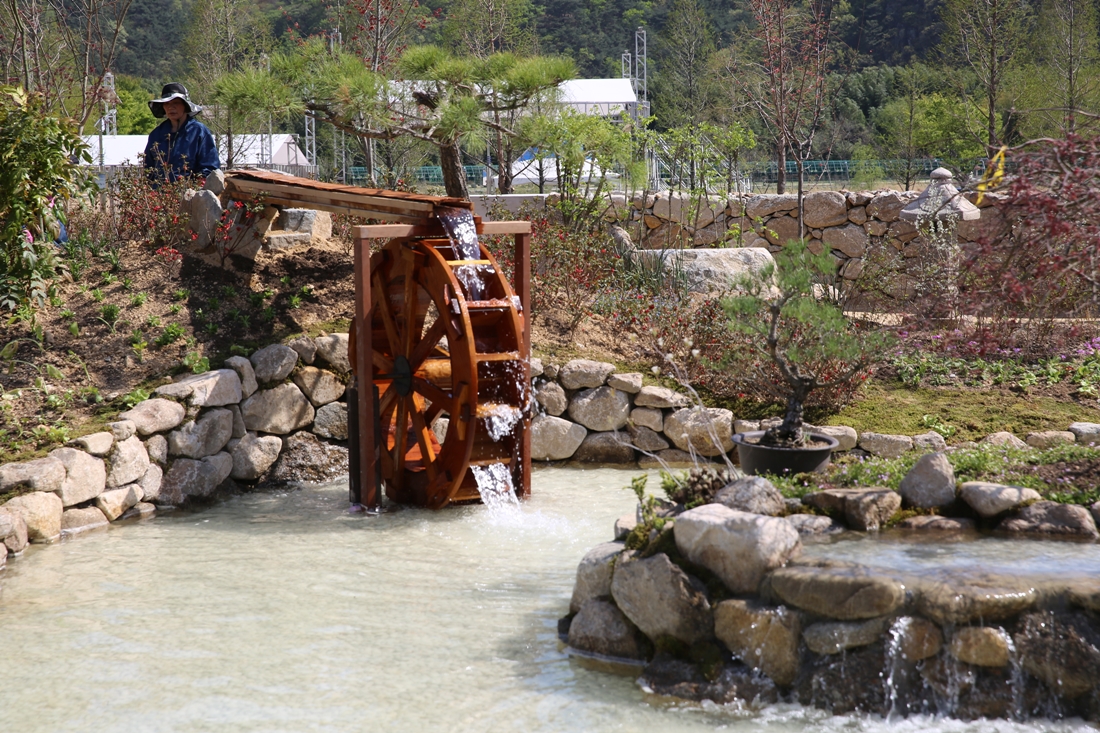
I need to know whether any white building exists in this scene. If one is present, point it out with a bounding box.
[81,134,310,168]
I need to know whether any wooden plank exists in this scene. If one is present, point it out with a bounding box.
[480,221,531,234]
[475,351,521,362]
[228,191,428,223]
[228,177,436,215]
[353,235,379,509]
[445,259,492,266]
[353,219,529,239]
[224,169,471,208]
[514,230,532,500]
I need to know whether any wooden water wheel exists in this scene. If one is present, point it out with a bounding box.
[364,235,529,509]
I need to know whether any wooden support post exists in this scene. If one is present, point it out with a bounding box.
[353,234,378,509]
[515,230,532,499]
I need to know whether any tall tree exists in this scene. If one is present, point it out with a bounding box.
[940,0,1031,153]
[652,0,717,129]
[442,0,536,58]
[1028,0,1100,134]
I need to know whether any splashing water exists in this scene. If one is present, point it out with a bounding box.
[436,205,485,300]
[472,462,519,513]
[484,404,523,442]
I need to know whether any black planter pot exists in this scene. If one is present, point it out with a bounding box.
[732,430,840,476]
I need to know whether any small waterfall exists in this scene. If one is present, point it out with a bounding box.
[1003,627,1025,720]
[483,404,523,442]
[472,463,519,512]
[883,616,910,718]
[436,205,487,300]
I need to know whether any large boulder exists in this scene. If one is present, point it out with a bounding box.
[559,359,615,390]
[893,617,943,661]
[898,452,956,508]
[866,190,917,222]
[633,385,689,409]
[157,452,234,505]
[674,504,801,594]
[262,432,348,485]
[568,386,630,431]
[314,333,351,372]
[802,617,889,655]
[714,599,801,686]
[745,193,798,219]
[821,224,869,258]
[312,402,348,440]
[948,627,1011,667]
[914,577,1037,625]
[0,455,66,494]
[5,491,63,543]
[137,464,163,502]
[980,431,1028,450]
[607,373,642,393]
[292,366,346,406]
[813,425,858,451]
[1069,422,1100,445]
[154,369,242,407]
[531,415,586,460]
[663,407,734,456]
[1025,430,1076,449]
[535,381,568,416]
[762,215,800,247]
[61,506,109,535]
[224,356,258,398]
[240,383,316,434]
[250,344,299,384]
[106,436,151,488]
[95,484,142,521]
[0,506,29,553]
[959,481,1040,517]
[630,407,663,432]
[145,435,168,466]
[47,447,106,506]
[572,431,636,464]
[118,398,186,436]
[230,432,283,480]
[627,424,670,452]
[802,191,849,228]
[68,431,114,456]
[610,552,713,644]
[714,476,785,516]
[167,408,234,459]
[634,247,775,294]
[568,599,648,660]
[999,501,1099,539]
[769,563,905,620]
[287,336,317,365]
[108,419,136,441]
[858,432,913,459]
[570,541,625,613]
[911,431,948,452]
[1015,611,1100,698]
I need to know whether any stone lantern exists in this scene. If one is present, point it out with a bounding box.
[899,167,980,222]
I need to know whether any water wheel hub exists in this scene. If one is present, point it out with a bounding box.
[392,355,413,396]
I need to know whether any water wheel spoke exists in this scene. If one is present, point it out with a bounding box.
[424,400,445,426]
[402,255,419,359]
[408,317,447,371]
[372,351,394,374]
[394,397,409,478]
[373,272,403,356]
[409,396,438,481]
[411,376,450,409]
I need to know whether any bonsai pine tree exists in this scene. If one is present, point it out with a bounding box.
[722,241,890,447]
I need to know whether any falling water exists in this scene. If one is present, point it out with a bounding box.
[471,462,519,512]
[436,205,487,300]
[484,404,523,442]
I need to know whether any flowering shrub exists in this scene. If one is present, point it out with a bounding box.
[213,198,267,269]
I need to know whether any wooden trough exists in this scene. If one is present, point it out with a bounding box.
[224,170,532,509]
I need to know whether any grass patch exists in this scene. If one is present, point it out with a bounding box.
[304,319,352,339]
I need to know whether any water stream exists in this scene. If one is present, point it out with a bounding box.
[0,468,1091,732]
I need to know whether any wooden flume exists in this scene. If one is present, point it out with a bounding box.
[224,170,532,509]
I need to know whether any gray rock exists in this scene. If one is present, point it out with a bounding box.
[733,419,759,434]
[241,383,316,434]
[61,506,109,535]
[959,481,1041,517]
[610,552,713,644]
[1069,422,1100,445]
[229,405,246,438]
[167,408,233,459]
[312,402,348,440]
[663,407,734,456]
[866,190,917,222]
[119,398,186,436]
[535,381,568,416]
[675,504,802,594]
[106,436,151,488]
[187,189,222,247]
[293,366,346,406]
[607,372,643,393]
[771,564,906,620]
[949,626,1011,667]
[4,491,63,542]
[813,425,858,451]
[803,488,901,531]
[897,515,976,531]
[803,190,850,228]
[714,599,802,686]
[1016,611,1100,698]
[803,618,889,655]
[230,433,284,480]
[314,333,351,372]
[822,223,869,258]
[634,385,689,409]
[627,424,669,452]
[568,386,631,431]
[1000,500,1099,538]
[48,447,106,506]
[287,336,318,365]
[858,432,913,459]
[559,359,615,389]
[68,431,114,456]
[714,476,785,516]
[145,435,168,466]
[570,540,625,613]
[0,506,28,554]
[107,420,136,441]
[980,431,1028,450]
[614,513,638,540]
[250,344,299,383]
[644,247,775,293]
[224,356,258,398]
[572,432,636,464]
[898,452,956,508]
[893,617,944,661]
[137,464,163,502]
[157,452,234,505]
[1025,430,1076,449]
[529,357,543,378]
[262,432,347,485]
[911,431,948,452]
[746,193,798,219]
[203,168,225,195]
[785,514,844,535]
[121,502,156,521]
[96,484,142,521]
[154,369,242,407]
[568,599,647,660]
[631,407,663,432]
[531,415,587,460]
[915,577,1038,626]
[0,455,66,494]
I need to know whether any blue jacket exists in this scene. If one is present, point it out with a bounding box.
[144,117,220,183]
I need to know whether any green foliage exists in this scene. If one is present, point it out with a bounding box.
[172,289,190,301]
[120,388,151,407]
[98,304,122,332]
[155,323,186,347]
[623,475,670,552]
[129,292,148,307]
[0,87,94,311]
[182,351,210,374]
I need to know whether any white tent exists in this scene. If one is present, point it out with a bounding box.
[81,134,310,167]
[558,79,638,116]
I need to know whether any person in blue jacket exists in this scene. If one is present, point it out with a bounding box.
[144,83,220,184]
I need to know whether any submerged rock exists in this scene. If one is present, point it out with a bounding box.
[641,656,779,706]
[568,599,647,660]
[714,599,801,686]
[1000,501,1099,539]
[769,563,905,620]
[262,432,348,485]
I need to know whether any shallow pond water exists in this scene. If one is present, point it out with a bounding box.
[0,468,1091,732]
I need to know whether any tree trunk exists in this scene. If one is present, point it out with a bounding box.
[796,157,805,240]
[439,140,469,199]
[776,145,786,194]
